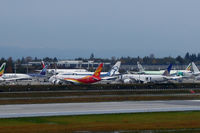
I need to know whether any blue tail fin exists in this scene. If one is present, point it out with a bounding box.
[162,64,172,76]
[40,65,48,75]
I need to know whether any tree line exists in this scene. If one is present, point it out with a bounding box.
[0,52,200,73]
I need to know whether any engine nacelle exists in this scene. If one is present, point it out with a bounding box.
[55,79,62,85]
[123,79,132,84]
[49,76,62,85]
[49,70,55,75]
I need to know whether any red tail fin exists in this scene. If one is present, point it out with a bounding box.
[93,63,103,77]
[41,61,45,68]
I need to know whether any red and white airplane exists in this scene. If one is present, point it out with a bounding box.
[49,63,103,84]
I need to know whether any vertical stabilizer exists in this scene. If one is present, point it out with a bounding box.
[107,61,121,76]
[162,64,172,76]
[137,61,144,72]
[93,63,103,77]
[0,63,6,77]
[40,65,48,75]
[41,61,45,68]
[192,62,199,74]
[185,63,192,71]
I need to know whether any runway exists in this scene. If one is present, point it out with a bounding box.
[0,100,200,118]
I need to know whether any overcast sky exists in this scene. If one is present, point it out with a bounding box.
[0,0,200,59]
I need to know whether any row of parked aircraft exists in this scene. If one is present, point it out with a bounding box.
[0,61,199,85]
[0,61,121,85]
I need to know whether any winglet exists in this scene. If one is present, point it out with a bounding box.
[93,63,103,77]
[162,64,172,76]
[0,63,6,77]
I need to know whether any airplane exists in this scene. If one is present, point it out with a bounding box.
[41,61,88,75]
[49,61,121,84]
[120,64,181,83]
[49,63,103,84]
[0,63,48,83]
[137,61,192,77]
[59,61,121,77]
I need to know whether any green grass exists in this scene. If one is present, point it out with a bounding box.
[0,111,200,133]
[0,95,200,105]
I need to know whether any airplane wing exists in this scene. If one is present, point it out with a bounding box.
[101,76,118,80]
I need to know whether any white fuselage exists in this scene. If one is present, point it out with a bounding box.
[1,73,32,81]
[140,70,191,76]
[58,71,119,77]
[47,69,88,75]
[122,74,166,83]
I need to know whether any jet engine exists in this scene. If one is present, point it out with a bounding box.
[123,78,132,84]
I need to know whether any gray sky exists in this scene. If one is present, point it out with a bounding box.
[0,0,200,59]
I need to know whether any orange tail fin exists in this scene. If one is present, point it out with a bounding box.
[93,63,103,77]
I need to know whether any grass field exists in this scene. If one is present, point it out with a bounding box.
[0,89,200,104]
[0,111,200,133]
[0,95,200,104]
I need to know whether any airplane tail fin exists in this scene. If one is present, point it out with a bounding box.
[185,63,192,71]
[107,61,121,76]
[137,61,144,72]
[162,64,172,76]
[0,63,6,77]
[40,65,48,75]
[41,61,45,69]
[192,62,199,73]
[93,63,103,77]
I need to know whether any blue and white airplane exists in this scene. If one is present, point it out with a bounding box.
[121,64,182,83]
[0,63,48,82]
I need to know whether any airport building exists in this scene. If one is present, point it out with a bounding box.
[27,60,111,69]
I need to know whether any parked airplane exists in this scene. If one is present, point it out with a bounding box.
[121,64,181,83]
[0,63,48,82]
[137,62,192,77]
[60,61,121,77]
[49,61,121,84]
[49,63,103,84]
[41,61,88,75]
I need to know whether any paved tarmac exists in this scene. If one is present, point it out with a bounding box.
[0,100,200,118]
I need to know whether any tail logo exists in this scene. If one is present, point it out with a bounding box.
[110,66,119,76]
[0,63,6,77]
[93,63,103,77]
[40,65,48,75]
[186,63,192,71]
